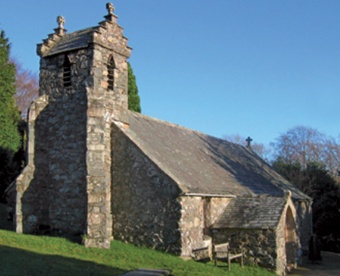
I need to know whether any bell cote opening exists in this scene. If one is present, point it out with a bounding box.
[63,55,72,88]
[107,56,115,91]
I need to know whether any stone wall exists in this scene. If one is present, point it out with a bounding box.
[15,9,131,248]
[275,199,302,274]
[111,123,182,254]
[15,95,48,233]
[110,132,234,258]
[83,13,130,249]
[212,228,277,269]
[16,50,89,236]
[179,196,231,257]
[276,208,287,274]
[39,49,92,99]
[294,200,313,253]
[212,198,305,275]
[84,36,129,249]
[205,197,231,229]
[178,196,203,257]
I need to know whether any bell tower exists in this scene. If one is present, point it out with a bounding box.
[15,3,131,248]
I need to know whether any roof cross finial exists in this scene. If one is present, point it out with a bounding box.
[246,136,253,148]
[106,3,114,15]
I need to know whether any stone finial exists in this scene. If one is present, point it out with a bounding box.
[54,16,66,36]
[57,16,65,29]
[285,190,292,199]
[104,2,117,23]
[106,3,114,15]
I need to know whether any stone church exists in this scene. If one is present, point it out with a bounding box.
[13,4,312,275]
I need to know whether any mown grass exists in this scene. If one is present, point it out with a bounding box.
[0,229,274,275]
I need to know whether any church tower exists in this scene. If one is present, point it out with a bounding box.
[15,3,131,248]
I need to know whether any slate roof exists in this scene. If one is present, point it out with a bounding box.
[42,28,96,57]
[119,111,310,200]
[211,196,287,229]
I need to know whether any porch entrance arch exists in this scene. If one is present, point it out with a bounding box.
[285,206,296,267]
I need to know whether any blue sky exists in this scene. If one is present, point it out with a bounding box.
[1,0,339,145]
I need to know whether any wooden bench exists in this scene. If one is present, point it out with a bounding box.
[213,242,243,271]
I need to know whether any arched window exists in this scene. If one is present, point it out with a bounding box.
[63,55,72,88]
[107,56,115,90]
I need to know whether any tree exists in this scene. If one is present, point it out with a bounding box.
[223,134,271,161]
[272,156,304,190]
[272,158,340,252]
[13,60,39,119]
[271,126,340,176]
[272,158,327,198]
[0,30,21,152]
[0,30,22,201]
[271,126,340,250]
[127,62,141,113]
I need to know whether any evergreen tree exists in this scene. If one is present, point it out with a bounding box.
[127,62,141,113]
[0,30,21,152]
[0,30,21,201]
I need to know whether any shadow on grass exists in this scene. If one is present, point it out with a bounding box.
[0,203,15,231]
[0,204,83,246]
[0,245,127,276]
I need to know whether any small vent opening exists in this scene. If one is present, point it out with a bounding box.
[63,56,72,88]
[107,56,115,90]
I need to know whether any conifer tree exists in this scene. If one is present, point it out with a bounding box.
[127,62,141,113]
[0,30,22,200]
[0,30,21,152]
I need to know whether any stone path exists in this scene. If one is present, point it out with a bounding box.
[289,251,340,276]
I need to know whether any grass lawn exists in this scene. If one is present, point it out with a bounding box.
[0,229,275,275]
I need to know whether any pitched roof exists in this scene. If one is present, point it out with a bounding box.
[42,28,96,57]
[211,196,287,229]
[119,111,309,200]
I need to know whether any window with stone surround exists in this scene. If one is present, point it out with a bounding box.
[107,56,115,90]
[63,55,72,88]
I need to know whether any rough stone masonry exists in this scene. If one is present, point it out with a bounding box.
[15,3,131,248]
